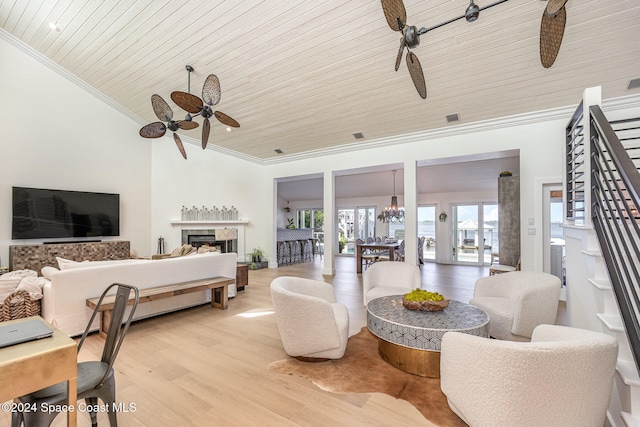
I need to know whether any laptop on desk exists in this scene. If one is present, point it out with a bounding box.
[0,318,54,349]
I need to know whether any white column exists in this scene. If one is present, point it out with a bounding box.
[404,161,418,266]
[323,170,336,275]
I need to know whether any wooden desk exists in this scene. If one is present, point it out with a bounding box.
[356,242,400,274]
[0,316,77,426]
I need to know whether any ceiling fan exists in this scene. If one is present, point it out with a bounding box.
[139,65,240,159]
[139,94,197,159]
[539,0,568,68]
[380,0,511,100]
[171,66,240,150]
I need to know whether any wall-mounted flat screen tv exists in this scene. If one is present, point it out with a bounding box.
[12,187,120,240]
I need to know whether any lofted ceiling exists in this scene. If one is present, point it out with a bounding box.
[1,0,639,162]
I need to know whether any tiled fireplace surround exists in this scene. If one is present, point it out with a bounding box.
[171,220,248,262]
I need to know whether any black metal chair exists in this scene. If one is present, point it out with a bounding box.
[12,283,139,427]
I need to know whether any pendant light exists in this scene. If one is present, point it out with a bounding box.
[378,170,405,223]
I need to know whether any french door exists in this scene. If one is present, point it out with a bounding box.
[452,203,497,266]
[418,205,436,262]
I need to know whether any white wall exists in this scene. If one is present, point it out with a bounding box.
[263,117,567,272]
[150,138,264,259]
[0,36,152,263]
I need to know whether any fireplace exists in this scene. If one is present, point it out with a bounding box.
[188,234,237,253]
[184,228,238,254]
[172,220,248,262]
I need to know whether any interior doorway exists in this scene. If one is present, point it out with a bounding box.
[543,184,565,285]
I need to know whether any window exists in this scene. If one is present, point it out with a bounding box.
[418,205,436,261]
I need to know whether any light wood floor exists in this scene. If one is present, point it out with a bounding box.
[1,258,566,426]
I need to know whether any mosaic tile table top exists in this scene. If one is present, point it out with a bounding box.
[367,296,489,352]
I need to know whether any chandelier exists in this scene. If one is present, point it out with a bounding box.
[377,170,404,223]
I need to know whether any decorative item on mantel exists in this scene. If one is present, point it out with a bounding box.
[181,205,239,221]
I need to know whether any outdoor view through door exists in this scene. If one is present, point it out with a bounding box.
[452,204,498,265]
[296,208,324,254]
[337,207,377,255]
[418,206,436,262]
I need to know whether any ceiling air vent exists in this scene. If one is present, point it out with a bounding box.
[446,113,460,123]
[628,78,640,90]
[352,132,364,140]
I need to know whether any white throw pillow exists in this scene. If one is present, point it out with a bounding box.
[41,266,60,279]
[56,257,88,270]
[56,257,145,270]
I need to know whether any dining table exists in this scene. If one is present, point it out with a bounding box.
[356,241,401,274]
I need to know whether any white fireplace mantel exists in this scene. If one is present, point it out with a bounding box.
[170,220,249,262]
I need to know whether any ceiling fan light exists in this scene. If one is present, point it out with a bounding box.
[465,1,480,22]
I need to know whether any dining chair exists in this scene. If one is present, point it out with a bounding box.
[12,283,140,427]
[418,236,426,265]
[356,238,378,270]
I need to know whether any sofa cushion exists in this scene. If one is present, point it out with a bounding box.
[41,266,60,279]
[57,257,145,271]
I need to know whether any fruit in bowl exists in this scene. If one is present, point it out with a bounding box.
[402,289,450,311]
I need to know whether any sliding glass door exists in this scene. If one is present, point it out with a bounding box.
[418,205,436,262]
[453,204,480,264]
[357,207,376,241]
[453,203,497,265]
[337,208,355,255]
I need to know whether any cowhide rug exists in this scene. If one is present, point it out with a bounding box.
[268,327,467,427]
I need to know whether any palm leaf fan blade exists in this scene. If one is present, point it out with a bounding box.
[539,7,566,68]
[173,133,187,159]
[381,0,406,31]
[406,52,427,99]
[151,94,173,122]
[202,118,211,149]
[395,37,405,71]
[139,122,166,138]
[170,91,202,114]
[202,74,222,106]
[214,111,240,128]
[179,121,199,130]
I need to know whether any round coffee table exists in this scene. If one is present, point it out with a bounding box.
[367,296,489,377]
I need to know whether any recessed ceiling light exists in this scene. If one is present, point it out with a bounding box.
[446,113,460,123]
[352,132,364,140]
[226,127,232,132]
[48,22,60,32]
[628,78,640,90]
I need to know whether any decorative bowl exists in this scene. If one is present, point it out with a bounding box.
[402,297,450,312]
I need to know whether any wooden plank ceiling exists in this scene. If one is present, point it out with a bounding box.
[1,0,639,161]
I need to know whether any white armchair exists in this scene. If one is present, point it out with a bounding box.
[363,261,421,306]
[440,324,618,427]
[270,276,349,360]
[470,271,561,341]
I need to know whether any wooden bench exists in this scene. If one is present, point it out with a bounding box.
[86,276,235,338]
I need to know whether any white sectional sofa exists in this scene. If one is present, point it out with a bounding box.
[41,252,238,336]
